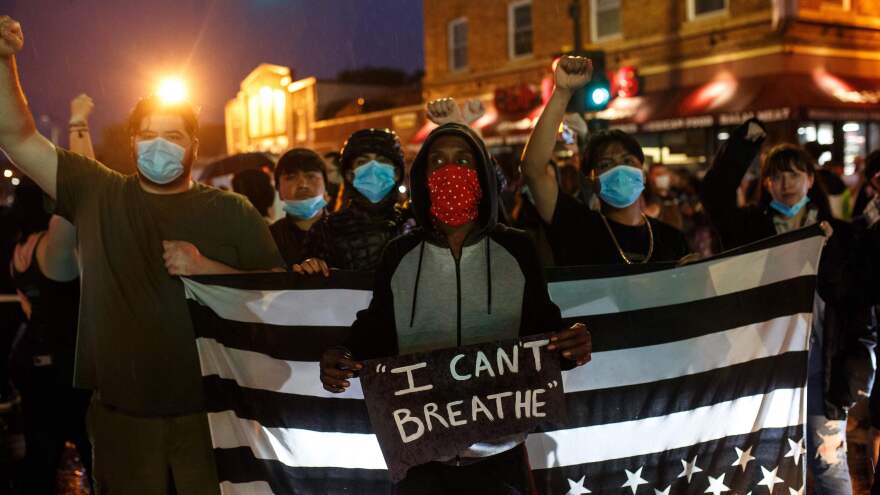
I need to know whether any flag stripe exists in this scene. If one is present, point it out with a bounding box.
[197,313,809,400]
[215,447,389,494]
[202,350,807,433]
[190,276,814,362]
[184,281,372,328]
[215,424,806,495]
[550,235,822,317]
[191,306,352,361]
[526,387,804,469]
[206,387,802,471]
[563,278,814,352]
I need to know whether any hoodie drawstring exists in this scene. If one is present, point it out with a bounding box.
[409,240,426,327]
[485,239,492,315]
[409,238,493,328]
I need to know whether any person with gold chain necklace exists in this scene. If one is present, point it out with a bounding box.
[520,56,689,266]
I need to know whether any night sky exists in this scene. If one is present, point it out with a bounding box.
[4,0,424,144]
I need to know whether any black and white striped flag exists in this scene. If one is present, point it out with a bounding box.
[184,227,822,495]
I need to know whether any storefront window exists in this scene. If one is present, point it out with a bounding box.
[797,124,817,144]
[638,130,709,168]
[842,122,866,175]
[817,123,834,145]
[869,122,880,154]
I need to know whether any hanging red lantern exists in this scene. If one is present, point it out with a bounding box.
[612,66,639,98]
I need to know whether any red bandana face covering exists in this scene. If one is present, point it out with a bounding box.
[427,164,482,227]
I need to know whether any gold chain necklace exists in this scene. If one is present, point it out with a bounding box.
[599,212,654,264]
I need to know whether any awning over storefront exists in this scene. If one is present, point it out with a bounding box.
[598,70,880,133]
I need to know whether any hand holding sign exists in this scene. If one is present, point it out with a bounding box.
[320,347,363,393]
[548,322,592,366]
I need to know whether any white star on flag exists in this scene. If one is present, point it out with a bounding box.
[565,475,591,495]
[788,486,805,495]
[704,474,730,495]
[731,446,756,471]
[621,467,649,494]
[678,456,703,483]
[757,466,784,493]
[654,486,671,495]
[784,438,805,466]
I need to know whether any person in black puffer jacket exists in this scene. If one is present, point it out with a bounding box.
[701,118,876,495]
[318,128,412,271]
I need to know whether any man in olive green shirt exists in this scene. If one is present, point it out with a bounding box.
[0,17,283,494]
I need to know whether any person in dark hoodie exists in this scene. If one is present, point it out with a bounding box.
[318,128,411,271]
[701,118,876,495]
[319,123,592,494]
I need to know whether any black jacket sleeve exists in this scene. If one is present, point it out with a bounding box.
[825,301,878,414]
[821,221,878,415]
[700,119,765,250]
[343,236,416,360]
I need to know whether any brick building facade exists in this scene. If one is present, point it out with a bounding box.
[422,0,880,170]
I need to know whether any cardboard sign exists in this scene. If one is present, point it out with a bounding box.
[360,335,566,482]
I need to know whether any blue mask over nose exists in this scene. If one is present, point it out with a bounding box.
[598,165,645,208]
[352,160,397,203]
[283,194,326,220]
[136,138,186,185]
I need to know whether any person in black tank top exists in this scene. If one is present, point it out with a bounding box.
[9,188,90,493]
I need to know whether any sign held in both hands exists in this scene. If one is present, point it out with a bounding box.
[360,335,567,482]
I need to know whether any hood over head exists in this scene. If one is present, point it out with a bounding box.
[410,123,498,242]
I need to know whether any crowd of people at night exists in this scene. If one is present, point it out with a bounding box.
[1,13,880,495]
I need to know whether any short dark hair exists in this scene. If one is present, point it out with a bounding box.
[127,95,200,139]
[274,148,327,188]
[761,143,816,181]
[232,169,275,217]
[582,129,645,172]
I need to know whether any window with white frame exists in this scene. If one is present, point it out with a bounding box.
[448,18,468,71]
[591,0,621,41]
[689,0,728,19]
[509,1,533,59]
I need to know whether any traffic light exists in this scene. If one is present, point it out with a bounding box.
[584,77,612,111]
[565,50,611,113]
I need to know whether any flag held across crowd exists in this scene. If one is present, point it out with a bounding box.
[183,226,823,495]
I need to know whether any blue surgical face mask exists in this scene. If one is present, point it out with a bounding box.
[770,195,810,218]
[352,160,397,203]
[136,138,186,185]
[283,194,326,220]
[598,165,645,208]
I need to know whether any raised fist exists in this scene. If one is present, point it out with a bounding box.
[563,112,589,139]
[461,99,486,125]
[555,56,592,92]
[70,94,95,125]
[427,97,466,126]
[0,16,24,57]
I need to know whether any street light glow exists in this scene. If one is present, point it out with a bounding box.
[11,178,20,186]
[157,77,188,104]
[3,169,11,178]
